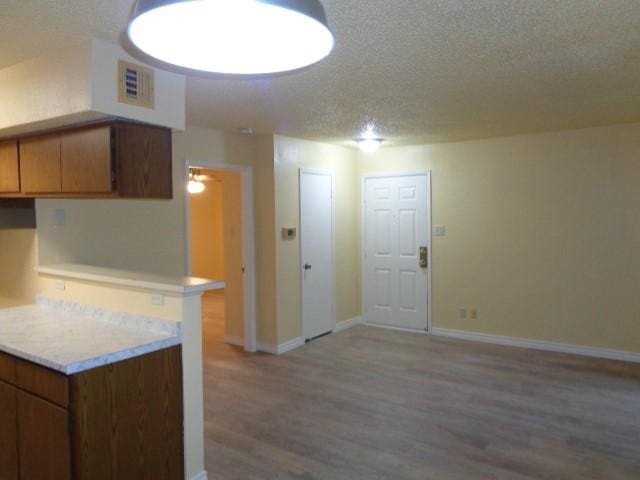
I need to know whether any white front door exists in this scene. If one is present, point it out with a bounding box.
[300,169,335,340]
[364,174,430,331]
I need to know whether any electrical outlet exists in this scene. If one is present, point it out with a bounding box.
[459,307,467,319]
[54,209,66,227]
[470,308,478,320]
[55,280,66,291]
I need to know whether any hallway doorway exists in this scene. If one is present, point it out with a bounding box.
[186,163,257,352]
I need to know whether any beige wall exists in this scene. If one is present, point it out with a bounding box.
[0,218,38,307]
[359,122,640,353]
[0,208,38,307]
[274,135,361,344]
[36,126,278,347]
[190,177,225,281]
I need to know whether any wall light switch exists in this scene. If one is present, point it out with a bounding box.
[151,294,165,306]
[55,280,66,291]
[54,209,66,228]
[433,225,446,237]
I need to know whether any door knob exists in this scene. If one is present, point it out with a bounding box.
[304,263,312,271]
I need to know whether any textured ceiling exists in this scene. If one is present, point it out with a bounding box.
[1,0,639,145]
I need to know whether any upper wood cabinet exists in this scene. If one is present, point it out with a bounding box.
[60,127,112,193]
[1,121,172,200]
[19,135,63,194]
[0,141,20,193]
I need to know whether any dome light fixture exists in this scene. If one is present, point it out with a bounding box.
[188,169,206,194]
[127,0,335,75]
[356,124,384,153]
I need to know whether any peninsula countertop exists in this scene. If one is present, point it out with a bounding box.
[0,296,181,375]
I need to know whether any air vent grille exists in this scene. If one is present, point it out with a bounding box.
[118,60,155,109]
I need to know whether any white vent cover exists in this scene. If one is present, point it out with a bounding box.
[118,60,155,109]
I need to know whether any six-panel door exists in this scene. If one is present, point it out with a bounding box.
[364,175,430,331]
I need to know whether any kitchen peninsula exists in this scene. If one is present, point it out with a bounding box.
[0,263,223,480]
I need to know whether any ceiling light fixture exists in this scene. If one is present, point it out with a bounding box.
[188,169,206,194]
[356,125,384,153]
[127,0,335,75]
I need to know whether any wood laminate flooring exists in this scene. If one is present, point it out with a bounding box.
[202,292,640,479]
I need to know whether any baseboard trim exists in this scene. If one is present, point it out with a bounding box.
[431,328,640,364]
[365,321,429,335]
[191,471,208,480]
[258,337,305,355]
[333,316,363,333]
[223,335,244,347]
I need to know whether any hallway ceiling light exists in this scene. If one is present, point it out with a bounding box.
[188,169,206,194]
[127,0,335,75]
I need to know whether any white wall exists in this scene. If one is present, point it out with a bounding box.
[0,38,185,138]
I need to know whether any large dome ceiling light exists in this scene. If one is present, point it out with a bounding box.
[127,0,335,75]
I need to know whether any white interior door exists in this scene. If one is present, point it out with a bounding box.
[300,169,335,340]
[364,174,430,331]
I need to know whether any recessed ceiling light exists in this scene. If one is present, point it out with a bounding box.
[357,137,384,153]
[127,0,335,75]
[356,124,384,153]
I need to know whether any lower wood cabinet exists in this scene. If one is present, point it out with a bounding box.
[0,381,19,480]
[0,347,183,480]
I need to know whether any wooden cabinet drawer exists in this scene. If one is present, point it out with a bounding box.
[0,351,16,384]
[15,358,69,408]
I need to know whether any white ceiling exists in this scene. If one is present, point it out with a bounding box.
[1,0,639,145]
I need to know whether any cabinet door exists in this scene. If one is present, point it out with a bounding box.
[0,381,18,480]
[60,127,113,193]
[0,141,20,193]
[114,123,172,198]
[17,390,71,480]
[19,135,62,193]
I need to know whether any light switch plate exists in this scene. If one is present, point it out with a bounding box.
[54,209,66,228]
[151,294,165,306]
[433,225,446,237]
[55,280,66,291]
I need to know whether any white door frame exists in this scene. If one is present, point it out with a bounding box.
[299,168,336,340]
[360,171,433,334]
[184,160,257,353]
